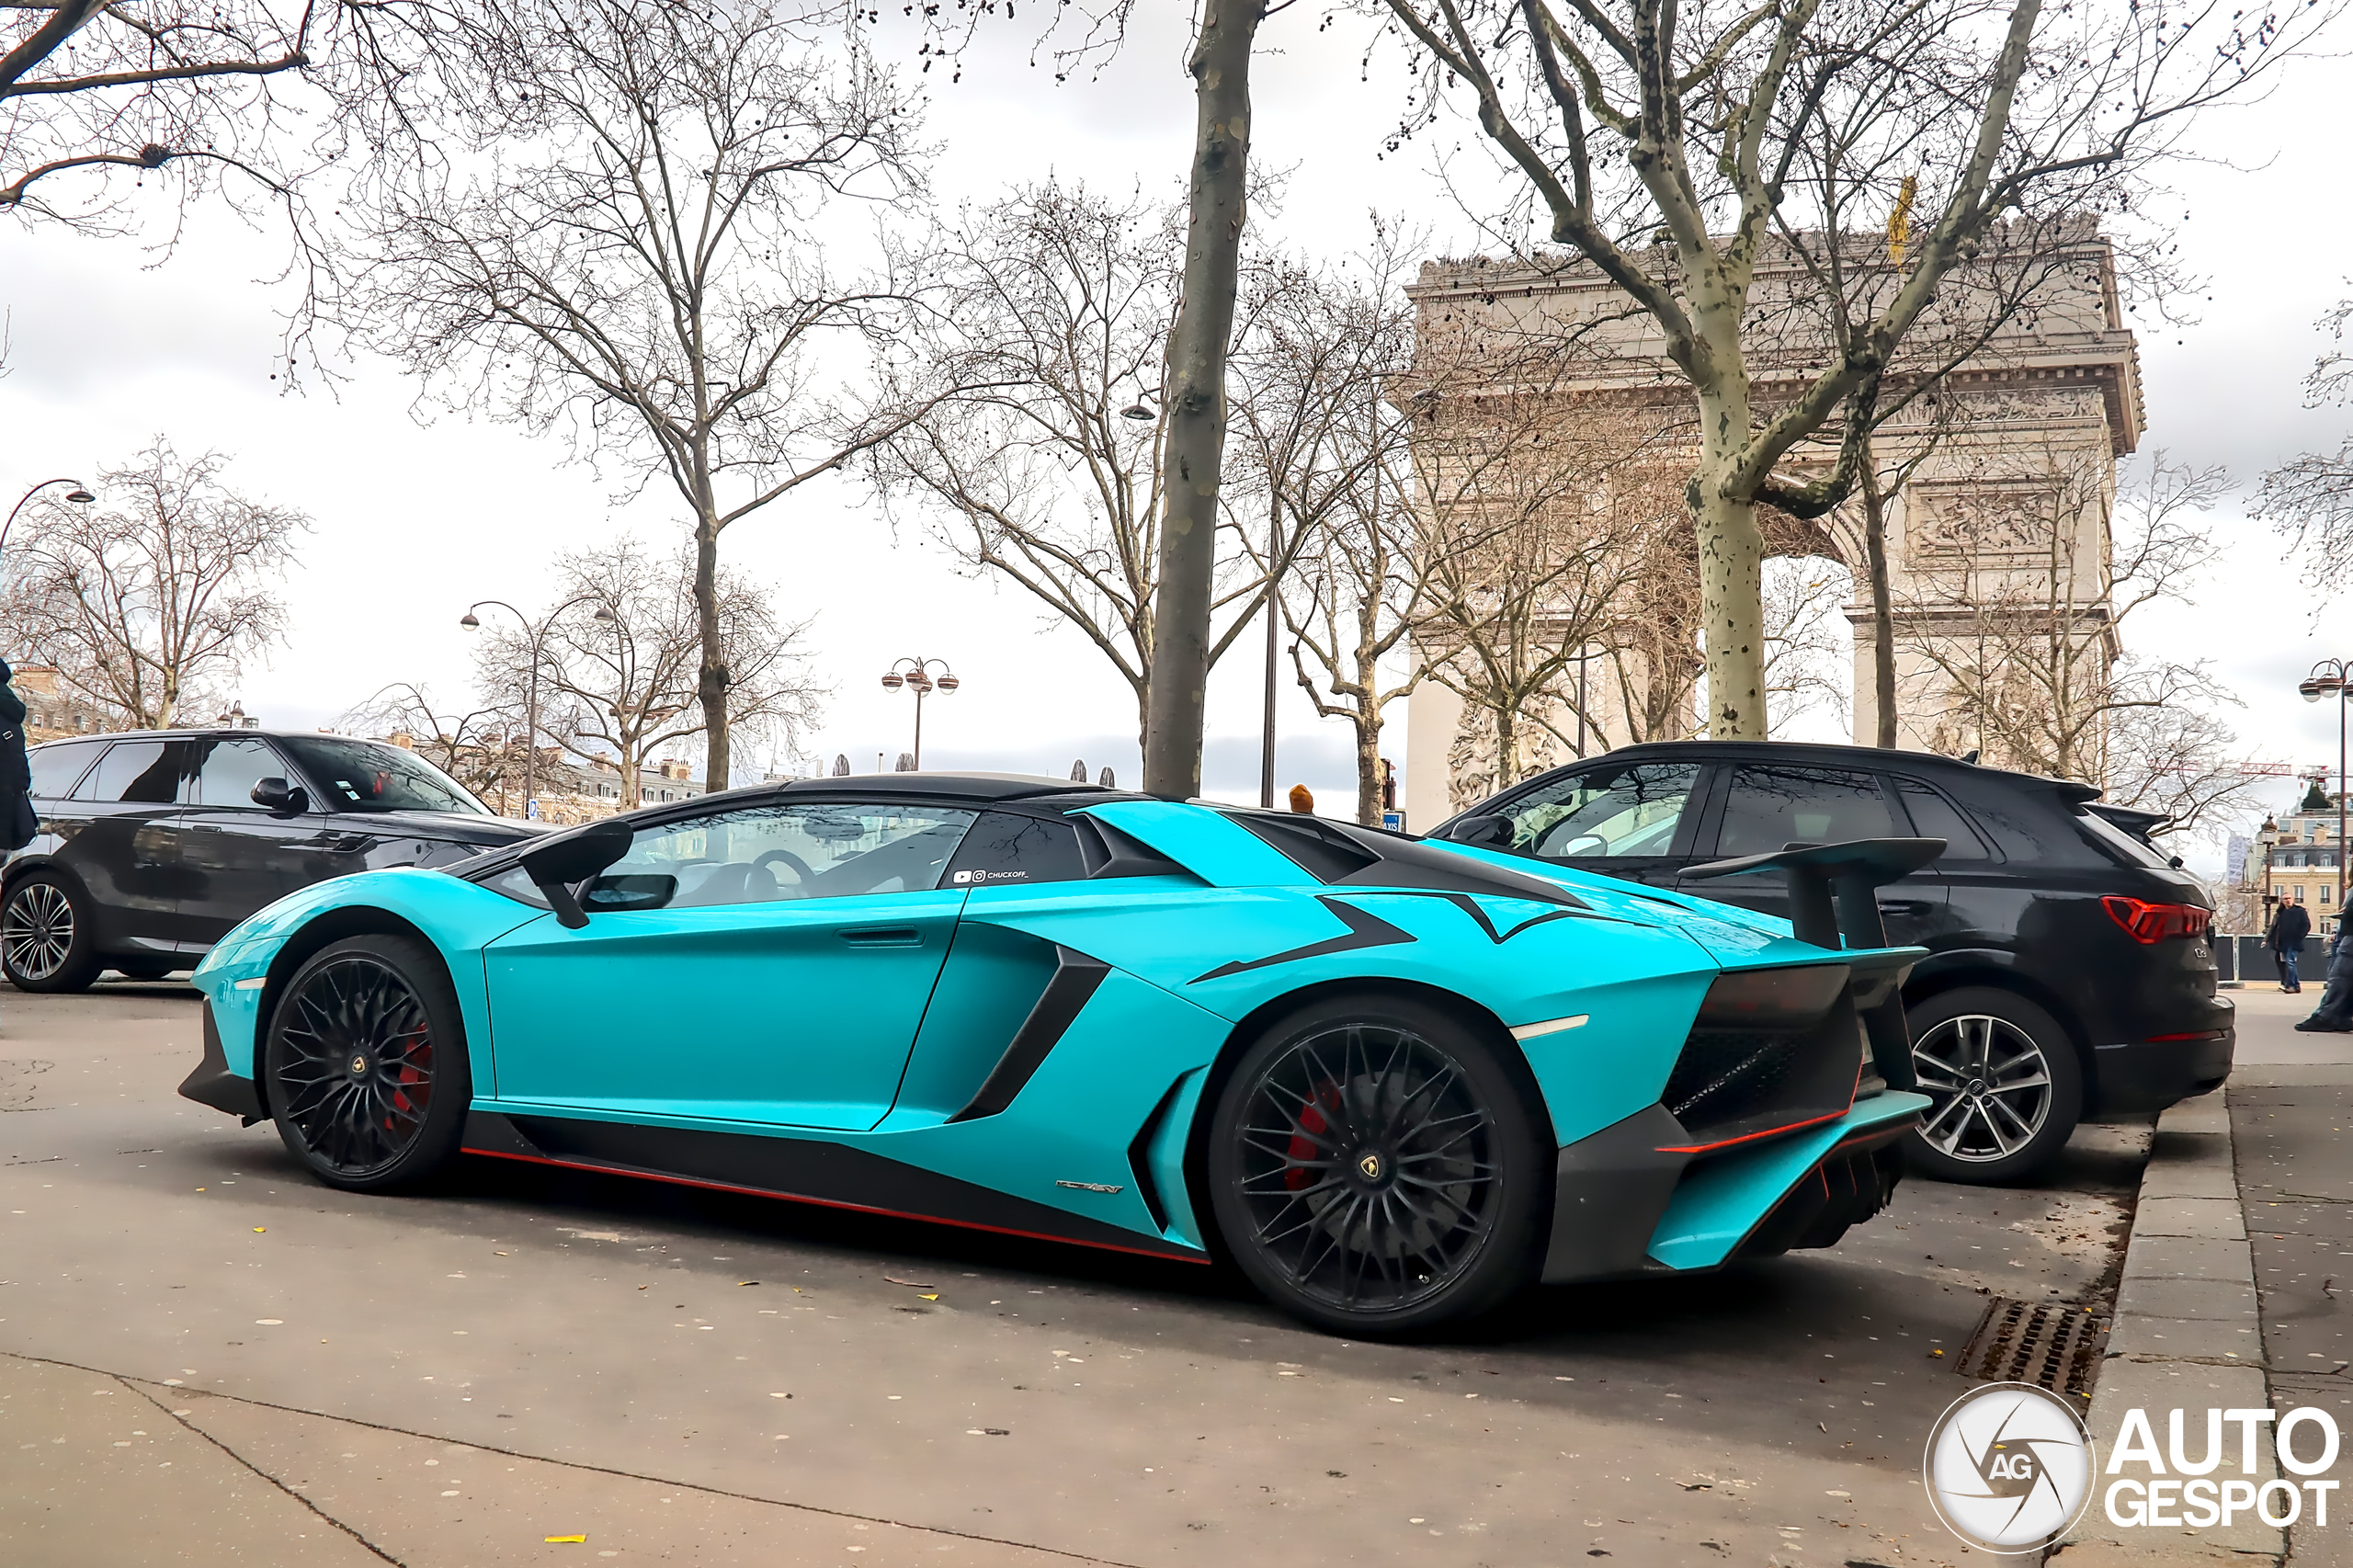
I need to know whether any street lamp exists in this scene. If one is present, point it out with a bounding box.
[463,596,617,821]
[2301,659,2351,936]
[1,478,96,553]
[881,655,960,770]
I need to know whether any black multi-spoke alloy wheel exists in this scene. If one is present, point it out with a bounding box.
[1903,986,2082,1186]
[266,935,471,1192]
[1,872,101,993]
[1206,995,1550,1337]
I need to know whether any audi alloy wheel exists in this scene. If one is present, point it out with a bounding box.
[1904,986,2082,1185]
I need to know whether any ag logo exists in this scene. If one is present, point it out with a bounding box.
[1924,1382,2095,1553]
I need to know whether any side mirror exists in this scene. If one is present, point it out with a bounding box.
[1441,814,1514,848]
[251,777,308,815]
[584,872,676,914]
[518,817,634,929]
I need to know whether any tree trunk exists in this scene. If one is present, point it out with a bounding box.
[1692,389,1768,737]
[694,517,729,794]
[1495,702,1518,792]
[1141,0,1265,800]
[1859,453,1899,748]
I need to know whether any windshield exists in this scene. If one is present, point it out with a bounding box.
[277,736,491,815]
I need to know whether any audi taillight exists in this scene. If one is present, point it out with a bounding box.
[2101,895,2211,944]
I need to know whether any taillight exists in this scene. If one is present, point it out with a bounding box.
[2101,895,2211,944]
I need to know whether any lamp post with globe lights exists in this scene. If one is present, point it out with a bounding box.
[2302,659,2352,936]
[881,656,959,771]
[463,596,617,820]
[1,479,96,553]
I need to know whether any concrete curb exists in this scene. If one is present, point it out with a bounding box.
[2052,1091,2281,1565]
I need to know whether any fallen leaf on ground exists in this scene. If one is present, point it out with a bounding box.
[919,1292,939,1301]
[544,1535,587,1543]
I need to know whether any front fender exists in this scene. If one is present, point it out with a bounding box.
[190,869,545,1085]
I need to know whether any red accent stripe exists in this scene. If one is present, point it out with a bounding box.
[459,1145,1211,1267]
[1654,1108,1848,1154]
[2144,1029,2227,1042]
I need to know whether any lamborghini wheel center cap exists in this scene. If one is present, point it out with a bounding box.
[1358,1153,1384,1180]
[350,1053,370,1076]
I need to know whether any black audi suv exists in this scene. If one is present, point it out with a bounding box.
[3,729,537,992]
[1435,740,2231,1184]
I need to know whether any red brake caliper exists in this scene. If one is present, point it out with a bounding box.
[1285,1082,1340,1191]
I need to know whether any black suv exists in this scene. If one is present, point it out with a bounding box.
[2,730,537,991]
[1436,740,2231,1183]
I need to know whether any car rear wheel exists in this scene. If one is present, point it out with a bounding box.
[2,873,101,993]
[1205,995,1550,1337]
[1904,986,2081,1186]
[265,935,472,1193]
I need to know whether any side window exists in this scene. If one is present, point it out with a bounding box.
[1894,778,1993,861]
[1715,766,1897,857]
[1505,762,1699,860]
[191,739,287,807]
[27,740,104,801]
[72,740,193,804]
[943,812,1088,888]
[585,801,978,912]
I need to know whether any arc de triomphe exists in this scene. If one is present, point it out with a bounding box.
[1398,229,2143,831]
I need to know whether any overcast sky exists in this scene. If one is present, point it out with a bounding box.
[0,6,2340,865]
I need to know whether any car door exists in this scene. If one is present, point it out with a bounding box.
[172,736,319,943]
[1676,762,1946,949]
[57,738,197,945]
[1481,759,1707,887]
[483,796,978,1131]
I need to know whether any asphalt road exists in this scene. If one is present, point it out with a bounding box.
[0,980,2151,1567]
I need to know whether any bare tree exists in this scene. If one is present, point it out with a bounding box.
[1368,0,2324,740]
[352,0,926,792]
[470,540,822,809]
[2,437,305,727]
[1230,229,1421,821]
[2256,294,2353,594]
[1141,0,1268,799]
[1900,448,2253,833]
[875,182,1284,750]
[1412,394,1663,802]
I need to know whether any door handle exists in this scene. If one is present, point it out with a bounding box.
[840,926,921,948]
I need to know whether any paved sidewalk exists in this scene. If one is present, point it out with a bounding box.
[2057,987,2353,1567]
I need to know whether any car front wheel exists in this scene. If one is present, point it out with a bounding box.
[1,873,101,993]
[1205,994,1550,1337]
[265,935,472,1193]
[1904,986,2082,1185]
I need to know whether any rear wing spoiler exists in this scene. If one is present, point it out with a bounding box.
[1684,838,1944,1094]
[1683,837,1944,951]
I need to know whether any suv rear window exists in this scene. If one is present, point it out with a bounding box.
[2076,808,2175,870]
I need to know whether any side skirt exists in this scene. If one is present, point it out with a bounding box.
[460,1109,1210,1266]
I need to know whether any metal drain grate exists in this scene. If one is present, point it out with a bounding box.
[1958,1297,2106,1401]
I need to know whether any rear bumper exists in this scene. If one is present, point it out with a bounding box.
[1540,1090,1927,1283]
[2088,1026,2235,1117]
[176,1002,265,1124]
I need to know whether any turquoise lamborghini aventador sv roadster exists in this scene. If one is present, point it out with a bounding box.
[176,772,1935,1336]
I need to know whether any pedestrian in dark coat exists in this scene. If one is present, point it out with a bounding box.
[2273,896,2313,994]
[0,660,34,854]
[2300,921,2353,1033]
